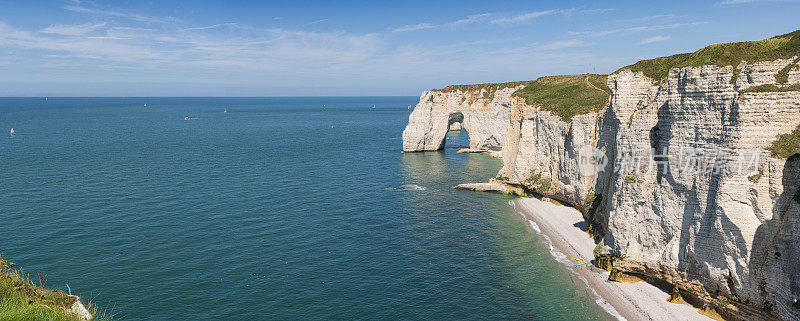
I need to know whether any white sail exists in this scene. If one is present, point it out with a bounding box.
[10,128,15,135]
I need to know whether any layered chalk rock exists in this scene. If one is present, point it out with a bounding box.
[402,31,800,320]
[601,61,800,321]
[402,84,526,152]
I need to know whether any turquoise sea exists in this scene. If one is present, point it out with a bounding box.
[0,97,607,320]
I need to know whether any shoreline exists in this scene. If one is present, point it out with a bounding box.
[511,198,713,321]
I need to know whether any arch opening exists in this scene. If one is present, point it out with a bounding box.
[443,112,470,150]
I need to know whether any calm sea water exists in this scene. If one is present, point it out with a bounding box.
[0,97,606,320]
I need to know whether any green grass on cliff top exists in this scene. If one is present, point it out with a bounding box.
[617,29,800,81]
[432,81,533,94]
[0,256,107,321]
[768,123,800,159]
[512,74,610,121]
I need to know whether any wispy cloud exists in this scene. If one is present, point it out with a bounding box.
[304,19,331,26]
[539,39,585,50]
[639,35,671,44]
[580,8,616,14]
[63,2,180,23]
[391,8,611,32]
[490,10,558,24]
[569,22,705,37]
[716,0,798,4]
[450,13,493,27]
[40,22,107,36]
[392,22,437,33]
[616,14,686,23]
[717,0,758,4]
[180,23,239,32]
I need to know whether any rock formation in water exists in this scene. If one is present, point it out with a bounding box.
[403,30,800,320]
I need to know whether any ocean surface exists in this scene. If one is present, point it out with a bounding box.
[0,97,606,320]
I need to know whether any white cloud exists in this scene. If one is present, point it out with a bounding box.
[569,22,705,37]
[717,0,758,4]
[63,3,180,23]
[180,23,239,32]
[539,39,585,50]
[392,23,436,33]
[40,22,107,36]
[639,35,671,44]
[490,10,557,24]
[449,13,493,26]
[716,0,798,4]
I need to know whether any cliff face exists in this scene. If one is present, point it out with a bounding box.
[602,63,800,320]
[402,84,526,152]
[402,33,800,320]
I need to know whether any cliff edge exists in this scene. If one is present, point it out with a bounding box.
[403,30,800,320]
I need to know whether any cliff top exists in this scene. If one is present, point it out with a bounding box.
[617,29,800,81]
[431,81,532,93]
[0,256,105,320]
[513,74,610,121]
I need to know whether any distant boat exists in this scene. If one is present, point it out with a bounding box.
[224,108,227,113]
[144,103,147,107]
[184,116,189,120]
[9,128,15,136]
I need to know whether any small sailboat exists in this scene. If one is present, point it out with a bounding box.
[224,108,227,113]
[10,128,15,136]
[144,103,147,107]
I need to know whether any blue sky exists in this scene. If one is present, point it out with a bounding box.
[0,0,798,96]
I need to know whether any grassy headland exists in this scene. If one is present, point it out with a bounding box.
[0,256,106,321]
[512,74,610,121]
[617,30,800,81]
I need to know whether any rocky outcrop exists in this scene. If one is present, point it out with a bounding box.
[68,295,93,321]
[402,84,526,152]
[454,180,526,195]
[402,32,800,320]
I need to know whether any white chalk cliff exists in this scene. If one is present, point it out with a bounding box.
[403,32,800,320]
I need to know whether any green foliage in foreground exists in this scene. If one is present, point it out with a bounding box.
[0,257,107,321]
[512,74,610,121]
[618,29,800,81]
[768,124,800,159]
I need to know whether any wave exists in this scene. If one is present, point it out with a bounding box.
[509,200,626,321]
[385,184,426,191]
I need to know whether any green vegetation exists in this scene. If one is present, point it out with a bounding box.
[495,175,510,181]
[0,256,105,321]
[512,74,610,121]
[433,81,532,93]
[617,29,800,81]
[767,124,800,159]
[730,67,741,85]
[775,59,799,84]
[525,172,552,194]
[432,81,534,105]
[739,83,800,93]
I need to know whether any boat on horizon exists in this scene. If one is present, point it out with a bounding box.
[10,128,15,136]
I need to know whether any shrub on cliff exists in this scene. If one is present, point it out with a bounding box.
[768,124,800,159]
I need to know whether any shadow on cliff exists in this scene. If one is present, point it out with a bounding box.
[586,98,620,239]
[649,89,751,300]
[748,154,800,318]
